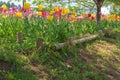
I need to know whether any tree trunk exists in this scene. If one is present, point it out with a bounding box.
[93,0,105,26]
[96,5,101,26]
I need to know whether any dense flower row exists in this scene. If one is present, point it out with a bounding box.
[0,3,120,22]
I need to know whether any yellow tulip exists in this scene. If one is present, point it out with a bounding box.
[24,3,30,10]
[50,11,55,15]
[2,4,7,10]
[80,14,86,17]
[64,8,69,14]
[38,5,43,11]
[72,12,78,17]
[70,14,76,19]
[16,12,23,18]
[54,7,59,12]
[62,8,69,15]
[38,11,42,16]
[108,14,116,20]
[47,15,53,21]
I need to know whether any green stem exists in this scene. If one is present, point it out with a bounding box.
[23,0,26,6]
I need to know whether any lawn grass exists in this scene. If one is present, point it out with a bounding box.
[0,29,120,80]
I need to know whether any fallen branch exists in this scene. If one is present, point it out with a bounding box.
[54,34,99,50]
[54,30,105,50]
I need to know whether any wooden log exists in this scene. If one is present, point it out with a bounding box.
[55,34,99,50]
[36,38,43,51]
[68,38,74,46]
[54,29,106,50]
[66,37,74,50]
[17,32,23,43]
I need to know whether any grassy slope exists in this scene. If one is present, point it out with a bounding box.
[0,29,120,80]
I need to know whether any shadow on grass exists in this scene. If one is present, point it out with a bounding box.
[84,36,120,80]
[0,58,38,80]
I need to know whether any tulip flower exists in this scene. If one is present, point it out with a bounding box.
[87,13,91,17]
[38,5,43,11]
[47,15,53,21]
[2,4,7,10]
[62,8,69,15]
[24,3,30,10]
[54,7,59,12]
[38,11,42,16]
[15,12,23,18]
[42,11,49,18]
[49,11,55,15]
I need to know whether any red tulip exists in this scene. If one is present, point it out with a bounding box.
[42,11,49,18]
[87,13,91,17]
[91,16,95,20]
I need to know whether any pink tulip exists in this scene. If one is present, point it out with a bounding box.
[42,11,49,18]
[21,7,25,12]
[54,12,61,19]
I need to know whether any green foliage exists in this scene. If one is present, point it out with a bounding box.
[0,16,120,79]
[0,1,120,79]
[104,0,120,15]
